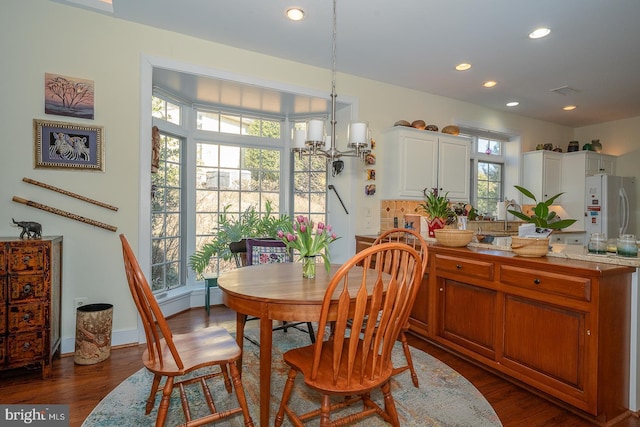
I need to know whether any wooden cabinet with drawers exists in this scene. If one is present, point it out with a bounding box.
[356,235,633,424]
[427,245,632,423]
[0,236,62,378]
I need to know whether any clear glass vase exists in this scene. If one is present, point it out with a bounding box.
[302,255,317,279]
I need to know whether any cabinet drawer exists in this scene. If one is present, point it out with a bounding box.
[8,331,44,362]
[8,245,46,274]
[500,265,591,302]
[435,254,494,281]
[8,303,44,333]
[9,274,46,302]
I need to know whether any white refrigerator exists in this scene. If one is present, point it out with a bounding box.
[585,174,636,238]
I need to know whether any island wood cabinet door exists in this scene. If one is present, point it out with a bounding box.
[433,254,497,359]
[498,265,595,412]
[500,294,592,410]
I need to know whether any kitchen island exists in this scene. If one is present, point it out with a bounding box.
[356,235,636,425]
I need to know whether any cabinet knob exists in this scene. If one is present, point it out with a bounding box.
[23,313,31,322]
[23,284,32,295]
[587,329,591,336]
[22,255,31,263]
[456,264,463,269]
[439,288,443,292]
[533,278,541,285]
[22,342,31,351]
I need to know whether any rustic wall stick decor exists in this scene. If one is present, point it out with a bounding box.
[23,177,119,211]
[12,196,117,232]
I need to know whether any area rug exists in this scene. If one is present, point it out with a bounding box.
[82,327,502,426]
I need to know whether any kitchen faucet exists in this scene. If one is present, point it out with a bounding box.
[504,199,521,232]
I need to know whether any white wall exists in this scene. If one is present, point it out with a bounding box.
[2,0,621,350]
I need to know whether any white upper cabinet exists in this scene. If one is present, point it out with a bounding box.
[583,152,616,175]
[522,150,563,202]
[379,126,471,201]
[437,135,471,200]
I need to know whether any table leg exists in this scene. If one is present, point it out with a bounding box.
[235,312,245,376]
[259,317,273,427]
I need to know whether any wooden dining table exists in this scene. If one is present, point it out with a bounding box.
[217,261,381,426]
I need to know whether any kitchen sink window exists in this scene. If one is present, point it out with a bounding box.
[463,131,509,218]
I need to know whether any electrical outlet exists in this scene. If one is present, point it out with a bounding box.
[73,297,87,314]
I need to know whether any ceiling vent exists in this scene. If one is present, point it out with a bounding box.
[549,85,581,96]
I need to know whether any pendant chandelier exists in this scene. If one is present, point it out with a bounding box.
[292,0,370,165]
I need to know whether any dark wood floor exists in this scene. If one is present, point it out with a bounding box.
[1,306,639,427]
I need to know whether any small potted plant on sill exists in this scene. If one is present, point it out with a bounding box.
[417,188,457,237]
[507,185,577,257]
[188,201,290,279]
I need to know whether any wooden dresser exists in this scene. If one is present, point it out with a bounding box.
[0,236,62,378]
[356,235,634,424]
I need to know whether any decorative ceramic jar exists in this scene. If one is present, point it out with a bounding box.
[568,141,580,152]
[591,139,602,153]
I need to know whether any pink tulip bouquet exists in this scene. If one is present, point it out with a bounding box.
[277,216,340,272]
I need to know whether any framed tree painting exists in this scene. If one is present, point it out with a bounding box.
[34,119,104,171]
[44,73,95,119]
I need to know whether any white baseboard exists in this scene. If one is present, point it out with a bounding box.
[61,328,140,355]
[61,287,199,355]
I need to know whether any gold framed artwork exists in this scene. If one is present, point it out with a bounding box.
[34,119,104,171]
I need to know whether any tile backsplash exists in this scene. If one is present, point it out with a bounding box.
[380,200,521,235]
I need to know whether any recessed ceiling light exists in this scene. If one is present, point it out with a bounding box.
[506,101,519,107]
[483,81,497,88]
[455,63,472,71]
[529,27,551,39]
[563,105,577,111]
[286,8,305,21]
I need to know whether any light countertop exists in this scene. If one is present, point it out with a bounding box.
[466,238,640,268]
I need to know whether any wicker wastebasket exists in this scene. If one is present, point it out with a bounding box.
[74,303,113,365]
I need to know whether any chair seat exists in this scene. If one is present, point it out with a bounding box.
[283,338,393,395]
[143,326,241,376]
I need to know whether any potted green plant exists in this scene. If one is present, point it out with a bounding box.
[189,200,290,279]
[507,185,577,257]
[416,188,457,237]
[507,185,577,230]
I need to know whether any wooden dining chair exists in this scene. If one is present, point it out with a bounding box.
[245,238,316,343]
[275,242,423,427]
[372,227,429,387]
[119,234,254,427]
